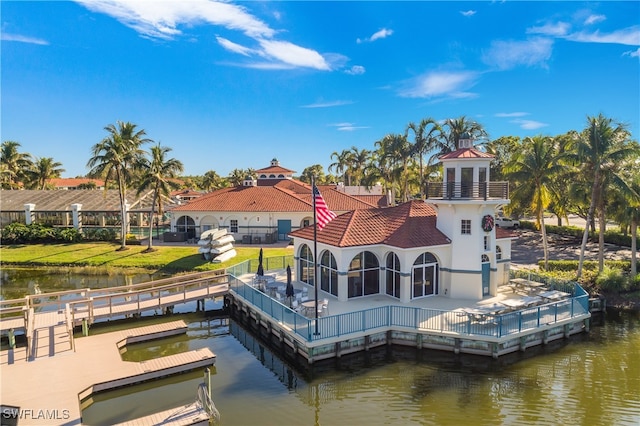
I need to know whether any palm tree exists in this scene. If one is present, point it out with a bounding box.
[27,157,65,189]
[406,118,441,196]
[87,121,151,250]
[137,144,184,251]
[347,146,370,187]
[300,164,325,184]
[429,116,487,164]
[328,149,352,185]
[202,170,223,192]
[377,133,413,202]
[1,141,32,189]
[506,136,565,270]
[570,114,639,276]
[227,169,246,186]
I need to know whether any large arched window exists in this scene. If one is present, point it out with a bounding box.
[175,215,196,239]
[320,250,338,296]
[412,252,439,299]
[386,253,401,298]
[348,251,379,298]
[298,244,314,286]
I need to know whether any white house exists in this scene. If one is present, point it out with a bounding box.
[289,134,515,301]
[169,158,387,243]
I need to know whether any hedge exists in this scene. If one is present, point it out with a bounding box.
[520,220,633,247]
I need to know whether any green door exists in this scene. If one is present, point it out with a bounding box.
[277,220,291,241]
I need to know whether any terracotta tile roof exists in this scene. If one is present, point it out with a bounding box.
[439,148,494,160]
[171,180,379,213]
[48,178,105,187]
[256,165,296,174]
[496,227,517,239]
[289,200,451,248]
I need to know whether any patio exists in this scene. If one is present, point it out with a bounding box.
[237,269,571,320]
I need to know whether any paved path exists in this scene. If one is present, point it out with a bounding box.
[511,230,632,267]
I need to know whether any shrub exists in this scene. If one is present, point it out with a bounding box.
[83,228,117,241]
[595,268,627,292]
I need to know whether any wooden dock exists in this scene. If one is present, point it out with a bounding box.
[114,402,210,426]
[1,319,216,426]
[0,270,230,359]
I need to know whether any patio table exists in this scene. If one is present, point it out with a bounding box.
[539,290,570,302]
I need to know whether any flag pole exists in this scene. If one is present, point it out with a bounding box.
[312,176,320,335]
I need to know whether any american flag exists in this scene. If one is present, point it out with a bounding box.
[313,185,337,230]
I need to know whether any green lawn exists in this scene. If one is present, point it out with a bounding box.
[0,242,293,274]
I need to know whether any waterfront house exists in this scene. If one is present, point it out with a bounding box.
[168,158,388,242]
[289,133,514,301]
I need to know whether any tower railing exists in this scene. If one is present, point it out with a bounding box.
[425,181,509,200]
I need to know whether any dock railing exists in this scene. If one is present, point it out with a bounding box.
[229,262,590,343]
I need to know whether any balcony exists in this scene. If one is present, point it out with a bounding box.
[425,181,509,200]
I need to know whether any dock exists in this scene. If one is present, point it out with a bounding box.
[1,319,216,426]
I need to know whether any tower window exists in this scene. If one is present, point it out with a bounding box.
[461,220,471,235]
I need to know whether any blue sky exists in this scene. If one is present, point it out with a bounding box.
[2,1,639,178]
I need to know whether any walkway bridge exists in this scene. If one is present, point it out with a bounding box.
[0,270,230,361]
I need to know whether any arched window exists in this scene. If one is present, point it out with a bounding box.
[348,251,379,298]
[175,215,196,240]
[386,253,401,298]
[482,254,490,263]
[320,250,338,296]
[298,244,314,286]
[496,246,502,260]
[412,252,439,299]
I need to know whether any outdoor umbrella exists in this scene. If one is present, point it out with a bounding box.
[257,247,264,276]
[285,265,294,308]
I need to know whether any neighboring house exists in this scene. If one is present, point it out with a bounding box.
[168,158,388,242]
[171,189,205,204]
[47,178,105,190]
[289,133,515,302]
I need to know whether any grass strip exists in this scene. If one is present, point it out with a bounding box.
[0,243,293,274]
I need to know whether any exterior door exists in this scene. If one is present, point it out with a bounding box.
[277,220,291,241]
[482,258,490,296]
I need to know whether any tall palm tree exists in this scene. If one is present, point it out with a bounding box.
[1,141,32,189]
[406,118,441,196]
[569,114,639,276]
[227,169,246,186]
[347,146,370,187]
[202,170,223,192]
[329,149,352,185]
[429,116,487,164]
[137,144,184,251]
[28,157,65,189]
[87,121,151,250]
[377,133,413,202]
[506,136,565,270]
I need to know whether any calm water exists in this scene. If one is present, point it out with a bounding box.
[3,269,639,425]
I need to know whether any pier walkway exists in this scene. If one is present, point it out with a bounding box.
[0,270,230,360]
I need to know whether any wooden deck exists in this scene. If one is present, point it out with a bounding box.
[1,319,216,426]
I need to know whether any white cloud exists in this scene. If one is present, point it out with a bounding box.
[527,21,570,37]
[482,38,553,70]
[216,36,254,56]
[328,123,369,131]
[258,39,330,70]
[1,33,49,45]
[495,112,529,118]
[584,14,606,25]
[460,10,476,17]
[623,47,640,58]
[345,65,366,75]
[301,100,354,108]
[511,119,548,130]
[75,0,274,39]
[566,26,640,46]
[398,70,479,99]
[357,28,393,44]
[75,0,332,70]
